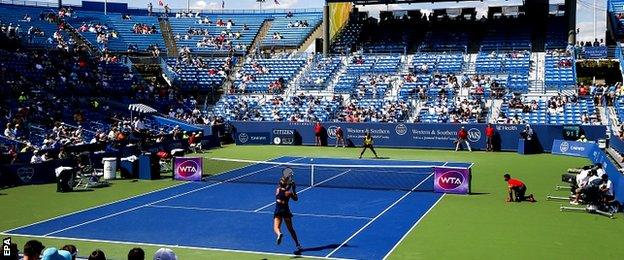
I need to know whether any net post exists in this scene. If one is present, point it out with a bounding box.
[311,164,315,186]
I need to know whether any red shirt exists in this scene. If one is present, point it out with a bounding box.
[457,129,467,139]
[485,126,495,137]
[314,124,321,134]
[507,178,525,188]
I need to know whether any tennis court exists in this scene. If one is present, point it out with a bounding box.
[3,156,472,259]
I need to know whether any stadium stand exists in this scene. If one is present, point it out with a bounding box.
[262,12,323,47]
[233,57,307,94]
[168,13,264,54]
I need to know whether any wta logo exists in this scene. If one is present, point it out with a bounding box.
[436,170,465,190]
[327,126,338,139]
[176,160,200,177]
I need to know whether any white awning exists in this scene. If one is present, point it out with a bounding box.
[128,104,157,114]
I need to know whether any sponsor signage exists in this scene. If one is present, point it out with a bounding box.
[272,129,295,145]
[235,132,271,145]
[173,157,203,181]
[433,167,471,194]
[230,121,606,151]
[551,139,596,157]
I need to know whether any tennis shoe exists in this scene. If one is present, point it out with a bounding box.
[276,233,283,245]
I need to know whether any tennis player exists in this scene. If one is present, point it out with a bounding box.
[274,175,302,252]
[359,131,379,159]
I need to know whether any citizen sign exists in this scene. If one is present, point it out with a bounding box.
[327,126,338,139]
[395,124,408,136]
[437,171,465,190]
[467,128,482,142]
[238,133,249,143]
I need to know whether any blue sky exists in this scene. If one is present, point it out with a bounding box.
[60,0,605,42]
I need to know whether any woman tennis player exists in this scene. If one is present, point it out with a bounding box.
[274,170,302,252]
[359,131,379,159]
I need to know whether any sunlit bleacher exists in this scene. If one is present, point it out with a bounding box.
[262,12,322,47]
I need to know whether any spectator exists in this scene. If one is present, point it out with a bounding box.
[88,249,106,260]
[504,173,536,202]
[61,245,78,260]
[577,135,588,142]
[455,126,471,152]
[42,247,72,260]
[23,240,45,260]
[153,248,177,260]
[127,247,145,260]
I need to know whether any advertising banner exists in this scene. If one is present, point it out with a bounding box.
[272,129,296,145]
[433,167,471,194]
[234,132,271,145]
[173,157,203,181]
[231,121,606,152]
[551,139,597,157]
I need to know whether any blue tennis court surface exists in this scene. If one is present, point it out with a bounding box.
[4,156,472,259]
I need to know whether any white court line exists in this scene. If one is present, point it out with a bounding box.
[1,182,190,234]
[253,169,353,212]
[148,204,373,220]
[42,157,305,237]
[324,173,435,258]
[442,162,448,166]
[381,193,446,260]
[0,232,353,260]
[2,155,289,234]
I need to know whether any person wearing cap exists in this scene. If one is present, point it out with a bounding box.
[42,247,72,260]
[359,131,379,159]
[30,150,44,164]
[455,126,472,152]
[23,240,45,260]
[504,173,535,202]
[153,248,177,260]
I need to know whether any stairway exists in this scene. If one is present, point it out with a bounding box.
[159,18,177,57]
[248,19,273,56]
[326,57,348,93]
[463,53,477,75]
[528,52,545,94]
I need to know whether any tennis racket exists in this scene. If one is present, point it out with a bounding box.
[282,167,295,190]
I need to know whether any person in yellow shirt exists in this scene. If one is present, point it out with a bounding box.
[359,131,379,159]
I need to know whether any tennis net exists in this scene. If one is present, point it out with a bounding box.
[203,157,465,192]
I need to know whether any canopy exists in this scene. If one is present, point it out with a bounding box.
[128,104,157,114]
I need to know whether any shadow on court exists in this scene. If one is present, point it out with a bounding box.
[469,192,490,196]
[293,243,354,256]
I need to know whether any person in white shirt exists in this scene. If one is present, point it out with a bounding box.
[30,151,43,164]
[4,123,14,139]
[594,163,605,178]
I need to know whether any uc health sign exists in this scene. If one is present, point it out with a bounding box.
[433,167,471,194]
[174,157,203,181]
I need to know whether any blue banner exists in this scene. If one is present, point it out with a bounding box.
[231,122,606,152]
[235,132,271,145]
[583,46,608,59]
[551,139,597,157]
